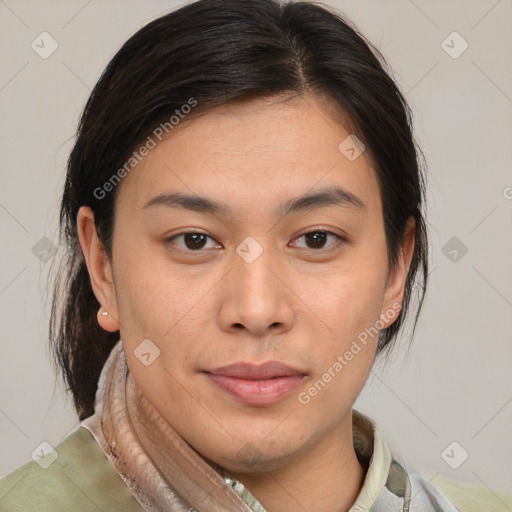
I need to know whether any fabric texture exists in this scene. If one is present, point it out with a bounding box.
[1,338,511,511]
[0,427,142,511]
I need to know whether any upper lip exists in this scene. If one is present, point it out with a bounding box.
[206,362,305,380]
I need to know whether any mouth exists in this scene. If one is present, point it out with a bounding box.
[204,361,307,406]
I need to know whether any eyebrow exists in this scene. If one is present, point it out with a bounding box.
[142,186,366,217]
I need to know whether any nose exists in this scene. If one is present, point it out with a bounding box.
[217,244,295,338]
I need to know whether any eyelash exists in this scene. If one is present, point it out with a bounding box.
[165,228,346,254]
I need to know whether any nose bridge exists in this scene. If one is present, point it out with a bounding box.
[221,237,293,335]
[236,241,278,308]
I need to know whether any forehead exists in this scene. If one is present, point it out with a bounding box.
[115,93,382,218]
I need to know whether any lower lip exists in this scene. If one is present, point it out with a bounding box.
[206,373,305,406]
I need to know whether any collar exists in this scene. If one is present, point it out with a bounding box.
[220,408,398,512]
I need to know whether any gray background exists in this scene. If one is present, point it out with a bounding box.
[1,0,511,496]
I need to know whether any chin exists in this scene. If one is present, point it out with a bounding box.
[208,436,307,475]
[219,451,292,475]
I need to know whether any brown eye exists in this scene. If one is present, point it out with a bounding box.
[184,233,207,249]
[168,232,220,251]
[305,231,328,249]
[293,230,343,250]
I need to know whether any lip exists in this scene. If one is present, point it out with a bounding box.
[205,362,306,406]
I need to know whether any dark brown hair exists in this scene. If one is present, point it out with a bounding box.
[50,0,428,421]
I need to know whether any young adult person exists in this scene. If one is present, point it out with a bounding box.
[1,1,510,510]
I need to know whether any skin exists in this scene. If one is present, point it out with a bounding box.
[78,93,415,512]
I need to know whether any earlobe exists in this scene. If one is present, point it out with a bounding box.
[77,206,120,332]
[97,306,120,332]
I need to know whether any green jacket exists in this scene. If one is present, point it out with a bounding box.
[0,428,143,511]
[1,427,511,511]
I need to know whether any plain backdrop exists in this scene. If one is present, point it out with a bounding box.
[1,0,511,495]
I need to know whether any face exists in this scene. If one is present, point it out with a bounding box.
[79,94,413,475]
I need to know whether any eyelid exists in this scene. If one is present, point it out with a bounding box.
[294,226,348,241]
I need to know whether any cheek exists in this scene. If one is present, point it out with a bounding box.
[112,245,207,331]
[295,259,387,345]
[112,253,222,380]
[295,276,382,418]
[302,278,381,387]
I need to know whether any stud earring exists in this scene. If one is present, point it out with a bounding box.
[97,306,119,332]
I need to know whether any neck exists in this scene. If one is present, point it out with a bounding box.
[230,413,365,512]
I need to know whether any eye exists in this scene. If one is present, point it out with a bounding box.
[291,229,344,250]
[166,229,344,253]
[167,232,221,252]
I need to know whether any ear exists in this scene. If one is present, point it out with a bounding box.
[76,206,120,332]
[379,216,416,327]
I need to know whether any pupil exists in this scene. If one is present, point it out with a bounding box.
[185,233,206,249]
[306,232,326,249]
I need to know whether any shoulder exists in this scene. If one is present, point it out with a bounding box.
[0,427,143,512]
[414,471,512,512]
